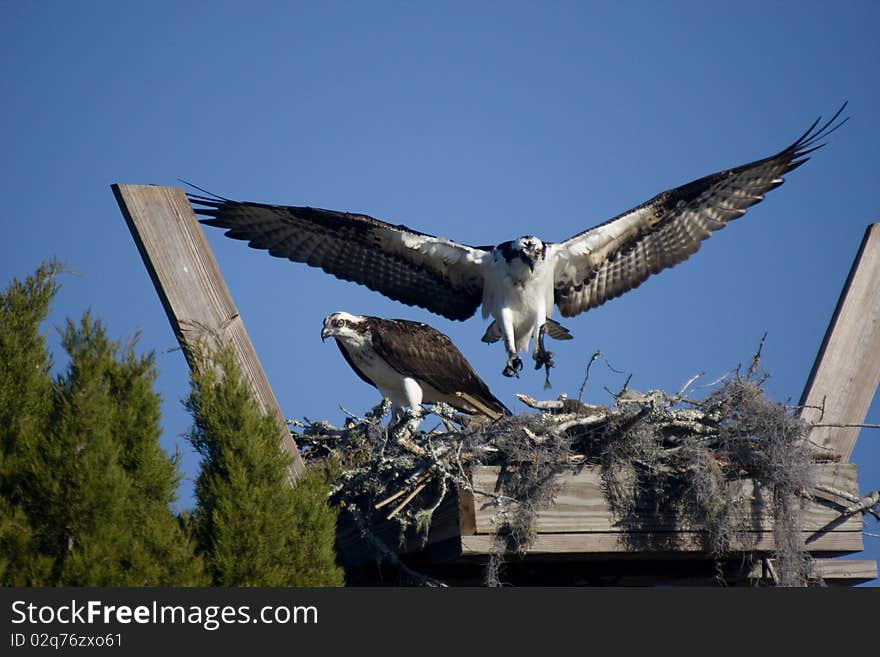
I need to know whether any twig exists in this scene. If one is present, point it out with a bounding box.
[521,426,542,444]
[577,351,601,404]
[617,389,665,406]
[673,372,704,401]
[338,405,369,424]
[844,491,880,517]
[702,371,733,388]
[387,482,429,519]
[374,487,410,510]
[747,332,767,377]
[605,373,633,400]
[516,393,565,410]
[553,414,606,434]
[395,435,429,458]
[813,484,880,521]
[516,393,604,417]
[812,483,859,503]
[302,418,343,434]
[374,472,431,509]
[577,351,626,404]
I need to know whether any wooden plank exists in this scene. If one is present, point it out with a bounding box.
[469,464,860,535]
[799,223,880,461]
[459,529,863,558]
[749,558,877,586]
[112,184,304,479]
[809,558,877,584]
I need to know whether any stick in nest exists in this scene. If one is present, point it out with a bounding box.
[387,481,429,519]
[374,472,431,510]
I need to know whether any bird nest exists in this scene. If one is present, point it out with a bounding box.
[294,358,834,587]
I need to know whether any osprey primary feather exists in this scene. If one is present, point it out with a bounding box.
[190,105,847,380]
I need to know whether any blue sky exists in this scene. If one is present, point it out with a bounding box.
[2,1,878,585]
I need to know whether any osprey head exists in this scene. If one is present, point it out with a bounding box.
[321,311,369,344]
[508,236,545,272]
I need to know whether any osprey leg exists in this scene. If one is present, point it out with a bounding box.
[499,307,523,378]
[533,324,555,370]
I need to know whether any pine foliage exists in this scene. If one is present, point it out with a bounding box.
[0,261,205,585]
[186,344,344,587]
[0,260,60,584]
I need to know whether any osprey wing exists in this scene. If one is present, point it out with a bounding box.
[191,195,490,321]
[369,318,510,419]
[550,105,847,318]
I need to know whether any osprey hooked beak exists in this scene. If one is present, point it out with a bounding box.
[321,321,331,342]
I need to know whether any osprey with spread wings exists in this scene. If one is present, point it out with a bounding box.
[190,105,846,379]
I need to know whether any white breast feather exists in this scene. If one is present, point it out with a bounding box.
[481,253,556,354]
[342,336,409,405]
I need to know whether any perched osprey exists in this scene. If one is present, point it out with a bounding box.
[191,105,846,379]
[320,312,510,422]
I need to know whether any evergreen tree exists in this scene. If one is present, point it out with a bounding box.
[186,344,344,586]
[49,313,205,585]
[0,260,61,584]
[0,261,205,585]
[0,499,52,586]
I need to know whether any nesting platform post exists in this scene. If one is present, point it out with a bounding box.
[112,184,304,481]
[799,223,880,461]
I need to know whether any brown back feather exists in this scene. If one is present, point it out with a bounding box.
[366,317,509,417]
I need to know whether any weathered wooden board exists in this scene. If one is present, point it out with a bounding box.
[799,223,880,461]
[458,528,863,558]
[112,184,304,479]
[749,558,877,585]
[807,558,877,584]
[470,463,861,535]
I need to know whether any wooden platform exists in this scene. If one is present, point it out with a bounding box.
[338,462,872,585]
